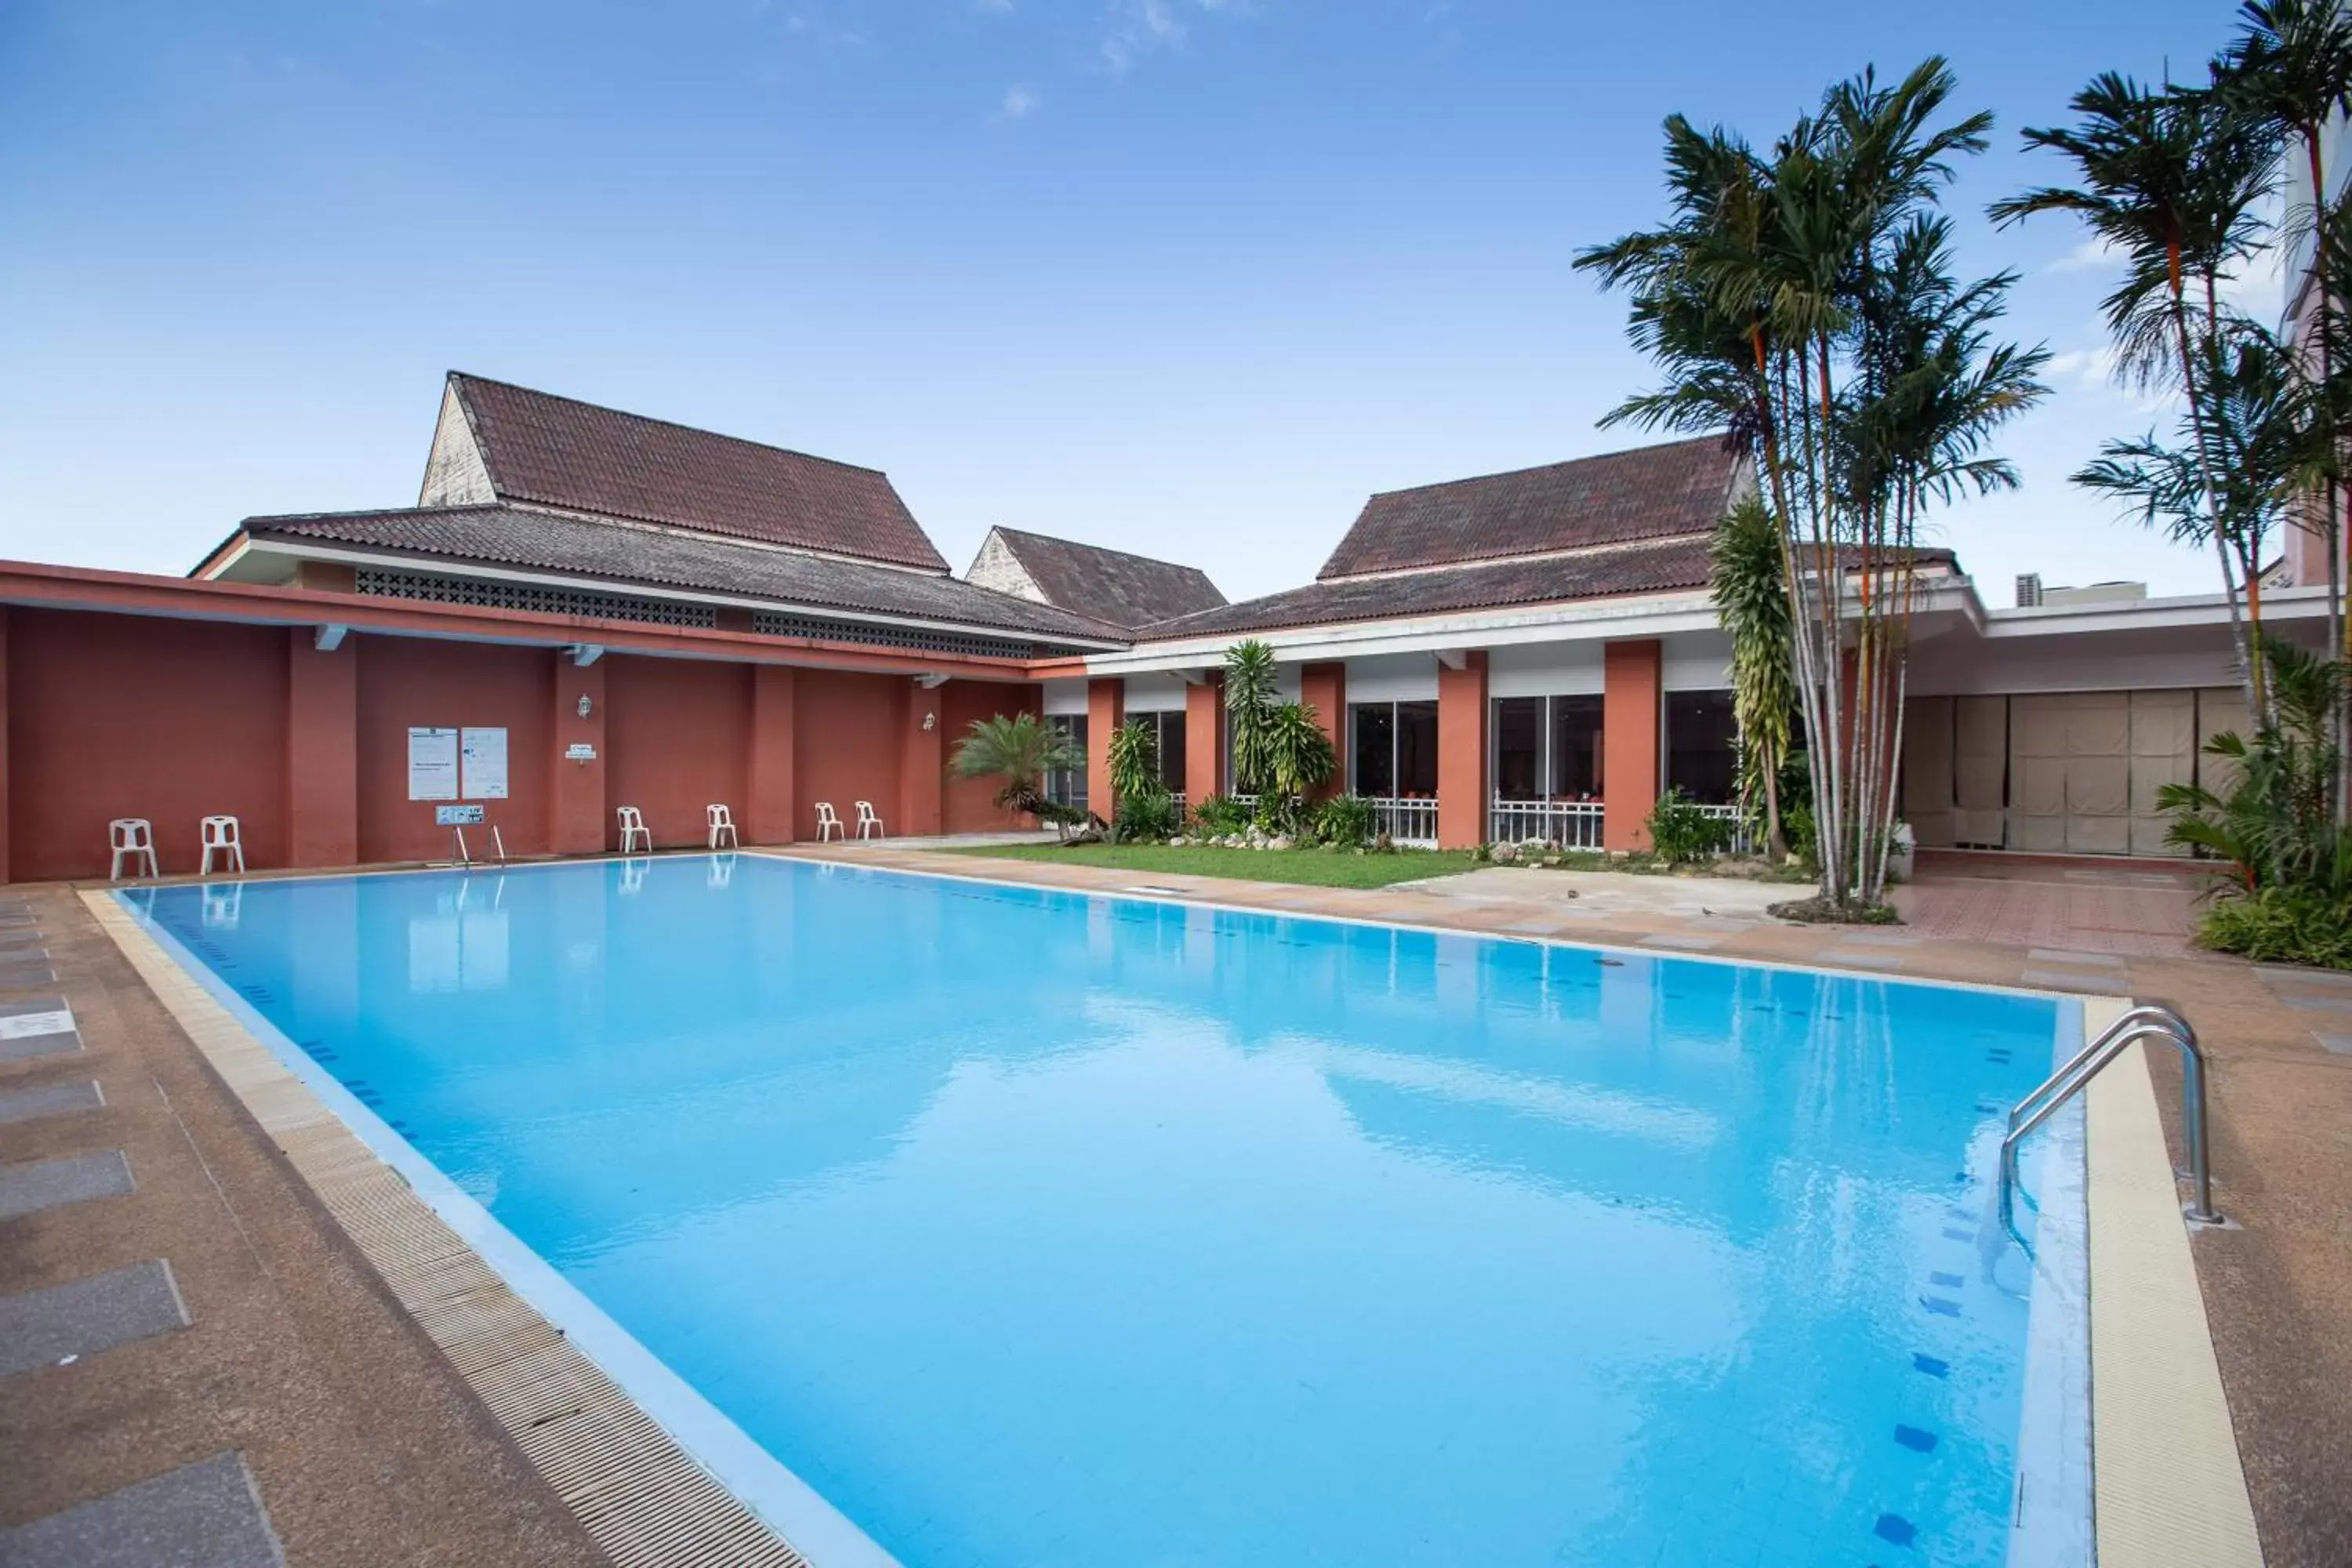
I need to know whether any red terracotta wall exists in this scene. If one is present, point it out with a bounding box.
[940,679,1042,834]
[1602,639,1663,851]
[1185,677,1223,806]
[1436,653,1488,850]
[1087,677,1125,823]
[604,655,753,849]
[8,608,292,880]
[356,636,553,864]
[795,669,905,838]
[1300,662,1347,797]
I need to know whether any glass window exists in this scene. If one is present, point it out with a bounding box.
[1047,714,1088,811]
[1158,711,1188,792]
[1397,702,1439,797]
[1494,698,1542,800]
[1352,703,1396,797]
[1666,691,1739,805]
[1552,695,1604,799]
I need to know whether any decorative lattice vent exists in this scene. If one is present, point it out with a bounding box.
[355,568,718,629]
[752,611,1039,660]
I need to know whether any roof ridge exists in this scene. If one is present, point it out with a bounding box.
[445,370,895,481]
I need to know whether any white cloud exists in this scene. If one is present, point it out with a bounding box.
[1099,0,1247,74]
[2046,236,2122,275]
[1000,84,1040,119]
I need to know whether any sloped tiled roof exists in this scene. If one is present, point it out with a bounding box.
[985,527,1225,629]
[243,504,1127,646]
[1142,537,1955,641]
[1317,437,1746,579]
[447,373,949,573]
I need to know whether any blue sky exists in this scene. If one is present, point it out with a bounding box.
[0,0,2267,606]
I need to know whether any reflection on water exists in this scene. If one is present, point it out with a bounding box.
[137,855,2076,1568]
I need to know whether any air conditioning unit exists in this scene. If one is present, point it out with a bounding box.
[2014,572,2043,608]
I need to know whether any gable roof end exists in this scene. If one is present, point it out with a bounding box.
[446,372,950,574]
[975,526,1227,630]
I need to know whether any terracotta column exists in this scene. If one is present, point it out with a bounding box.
[1436,652,1488,849]
[1602,640,1663,851]
[550,653,608,855]
[746,665,798,844]
[899,681,945,838]
[1184,675,1223,805]
[285,627,359,869]
[1087,677,1125,822]
[1299,661,1348,797]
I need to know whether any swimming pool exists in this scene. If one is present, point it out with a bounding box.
[130,854,2088,1567]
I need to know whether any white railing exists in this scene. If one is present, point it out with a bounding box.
[1488,798,1606,851]
[1368,797,1439,847]
[1690,803,1758,856]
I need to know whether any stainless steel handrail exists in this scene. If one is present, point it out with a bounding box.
[1999,1000,2218,1226]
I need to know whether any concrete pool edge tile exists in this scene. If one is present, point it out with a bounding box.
[2084,996,2264,1568]
[75,889,844,1568]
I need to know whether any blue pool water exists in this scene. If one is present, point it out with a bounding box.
[132,856,2085,1567]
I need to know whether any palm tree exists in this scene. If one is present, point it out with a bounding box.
[1581,58,2039,910]
[1991,72,2277,713]
[951,713,1085,837]
[2219,0,2352,802]
[1263,703,1338,807]
[1710,495,1795,858]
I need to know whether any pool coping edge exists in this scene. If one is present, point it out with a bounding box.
[2083,996,2264,1568]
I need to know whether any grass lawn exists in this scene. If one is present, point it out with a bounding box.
[946,841,1481,889]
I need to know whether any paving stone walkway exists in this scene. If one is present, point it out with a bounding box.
[0,887,607,1568]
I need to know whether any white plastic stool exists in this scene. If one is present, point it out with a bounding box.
[854,800,884,840]
[706,804,739,850]
[109,818,159,881]
[813,802,844,841]
[198,815,244,876]
[615,806,652,853]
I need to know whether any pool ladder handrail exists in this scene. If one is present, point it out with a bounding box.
[448,825,508,869]
[1998,1001,2219,1227]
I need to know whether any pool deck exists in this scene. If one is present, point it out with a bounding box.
[3,848,2347,1566]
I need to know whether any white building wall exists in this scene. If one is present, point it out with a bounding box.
[1489,641,1605,697]
[1343,652,1439,704]
[1661,630,1734,691]
[1041,678,1088,717]
[967,531,1045,602]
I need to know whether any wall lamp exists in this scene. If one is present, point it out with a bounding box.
[577,695,594,719]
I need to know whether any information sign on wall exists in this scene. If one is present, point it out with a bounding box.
[408,727,459,801]
[435,804,485,826]
[461,728,510,800]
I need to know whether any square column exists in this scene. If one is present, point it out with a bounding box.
[1436,652,1487,849]
[1184,675,1223,806]
[746,665,798,844]
[1299,661,1347,797]
[1603,640,1663,851]
[899,681,945,838]
[286,627,358,869]
[550,653,608,855]
[1087,677,1126,823]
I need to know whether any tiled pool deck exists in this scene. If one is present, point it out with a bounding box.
[3,848,2347,1566]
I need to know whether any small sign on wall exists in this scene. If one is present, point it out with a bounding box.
[461,728,510,799]
[564,742,597,762]
[408,728,459,801]
[436,804,485,826]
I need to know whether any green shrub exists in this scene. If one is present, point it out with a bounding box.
[1106,720,1161,807]
[1312,793,1380,848]
[1112,791,1180,844]
[2198,887,2352,970]
[1646,788,1731,866]
[1192,793,1254,837]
